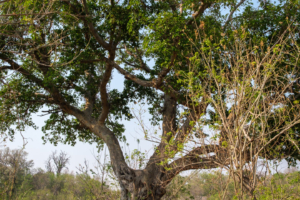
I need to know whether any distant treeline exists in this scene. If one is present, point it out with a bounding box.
[0,147,119,200]
[1,147,300,200]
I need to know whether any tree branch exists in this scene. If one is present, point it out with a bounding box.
[146,95,177,167]
[80,59,103,64]
[60,0,111,51]
[174,110,198,144]
[81,0,112,51]
[123,45,151,73]
[111,57,206,110]
[0,0,11,4]
[0,55,90,128]
[108,58,154,87]
[223,0,247,30]
[165,154,219,184]
[0,66,11,71]
[83,71,96,116]
[0,54,40,80]
[186,2,212,25]
[0,12,57,17]
[2,92,56,105]
[98,58,114,124]
[154,52,177,88]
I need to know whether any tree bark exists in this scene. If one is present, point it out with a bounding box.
[118,167,167,200]
[97,126,168,199]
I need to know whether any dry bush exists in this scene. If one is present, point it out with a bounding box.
[181,21,300,199]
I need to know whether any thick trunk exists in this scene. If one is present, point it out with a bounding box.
[117,95,177,199]
[118,167,167,200]
[93,125,166,199]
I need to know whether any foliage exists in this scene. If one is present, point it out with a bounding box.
[1,148,300,200]
[1,0,300,198]
[0,147,33,199]
[0,148,119,200]
[164,170,300,200]
[255,170,300,200]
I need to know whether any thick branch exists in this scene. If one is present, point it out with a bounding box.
[83,72,96,116]
[98,57,114,123]
[146,95,177,167]
[174,110,198,144]
[0,55,42,83]
[162,95,177,138]
[186,2,212,25]
[154,52,177,88]
[0,55,89,126]
[165,152,219,183]
[108,58,154,87]
[164,145,228,183]
[223,0,247,30]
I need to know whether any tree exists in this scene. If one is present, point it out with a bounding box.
[0,148,33,199]
[0,0,299,199]
[45,151,70,176]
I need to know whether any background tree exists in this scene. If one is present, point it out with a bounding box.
[0,147,33,199]
[1,0,300,199]
[45,151,70,176]
[43,151,70,198]
[0,148,121,200]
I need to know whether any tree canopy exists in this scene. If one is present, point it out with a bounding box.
[1,0,300,199]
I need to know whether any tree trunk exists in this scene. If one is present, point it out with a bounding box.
[117,165,167,200]
[115,95,178,200]
[92,125,167,199]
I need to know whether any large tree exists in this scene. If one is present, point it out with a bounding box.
[0,0,300,199]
